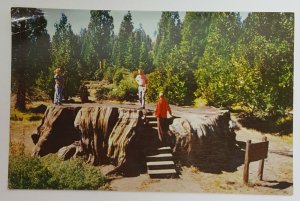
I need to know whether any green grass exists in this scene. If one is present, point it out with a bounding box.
[280,135,293,144]
[10,109,43,122]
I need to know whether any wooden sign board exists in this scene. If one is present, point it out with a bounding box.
[247,141,269,162]
[243,136,269,184]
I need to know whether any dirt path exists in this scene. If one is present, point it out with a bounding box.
[106,115,293,195]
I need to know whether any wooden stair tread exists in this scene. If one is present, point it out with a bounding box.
[146,153,173,158]
[157,146,171,151]
[148,122,157,125]
[147,161,174,166]
[148,169,177,174]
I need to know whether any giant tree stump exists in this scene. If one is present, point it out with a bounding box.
[168,106,235,172]
[31,104,235,175]
[74,106,119,165]
[31,106,81,157]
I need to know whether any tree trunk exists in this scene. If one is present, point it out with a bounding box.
[15,75,26,111]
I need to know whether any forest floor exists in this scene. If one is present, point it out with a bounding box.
[9,101,293,196]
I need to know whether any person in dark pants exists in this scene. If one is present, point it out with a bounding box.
[155,92,173,143]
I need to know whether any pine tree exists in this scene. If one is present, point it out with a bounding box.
[113,11,134,68]
[49,13,81,100]
[153,12,182,67]
[235,12,294,117]
[131,25,153,72]
[81,10,114,79]
[180,12,212,69]
[11,8,51,111]
[195,12,242,107]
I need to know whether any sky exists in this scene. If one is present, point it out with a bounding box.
[42,9,249,41]
[42,9,185,40]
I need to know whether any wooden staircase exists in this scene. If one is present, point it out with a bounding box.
[144,112,177,178]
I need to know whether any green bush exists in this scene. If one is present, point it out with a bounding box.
[113,67,130,85]
[146,70,165,103]
[94,68,104,80]
[41,155,106,190]
[95,86,112,100]
[146,65,193,105]
[109,75,138,102]
[8,155,55,189]
[8,154,107,190]
[103,67,115,83]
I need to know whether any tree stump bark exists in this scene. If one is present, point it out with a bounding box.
[32,104,235,175]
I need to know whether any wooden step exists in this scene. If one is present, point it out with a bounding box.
[147,161,175,170]
[157,146,172,151]
[146,116,157,121]
[145,147,172,156]
[147,161,174,166]
[148,122,158,127]
[146,153,173,161]
[148,169,177,178]
[145,146,178,178]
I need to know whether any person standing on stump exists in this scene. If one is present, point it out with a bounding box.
[135,69,148,109]
[155,92,173,143]
[53,67,63,105]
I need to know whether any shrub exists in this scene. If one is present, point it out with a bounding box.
[8,152,107,190]
[8,155,55,189]
[113,67,130,85]
[41,155,106,190]
[95,86,112,100]
[94,68,104,80]
[103,67,115,83]
[146,65,193,105]
[109,75,138,102]
[146,70,165,103]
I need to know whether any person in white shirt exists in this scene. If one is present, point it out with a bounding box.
[135,69,148,109]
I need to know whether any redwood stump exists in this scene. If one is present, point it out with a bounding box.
[169,106,235,173]
[74,106,119,165]
[31,104,235,175]
[31,105,81,157]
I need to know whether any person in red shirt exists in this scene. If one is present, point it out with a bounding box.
[155,92,173,142]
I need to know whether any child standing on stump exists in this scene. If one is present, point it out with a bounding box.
[155,92,173,143]
[54,67,63,105]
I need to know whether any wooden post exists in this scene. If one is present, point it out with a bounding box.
[243,140,251,184]
[258,136,267,180]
